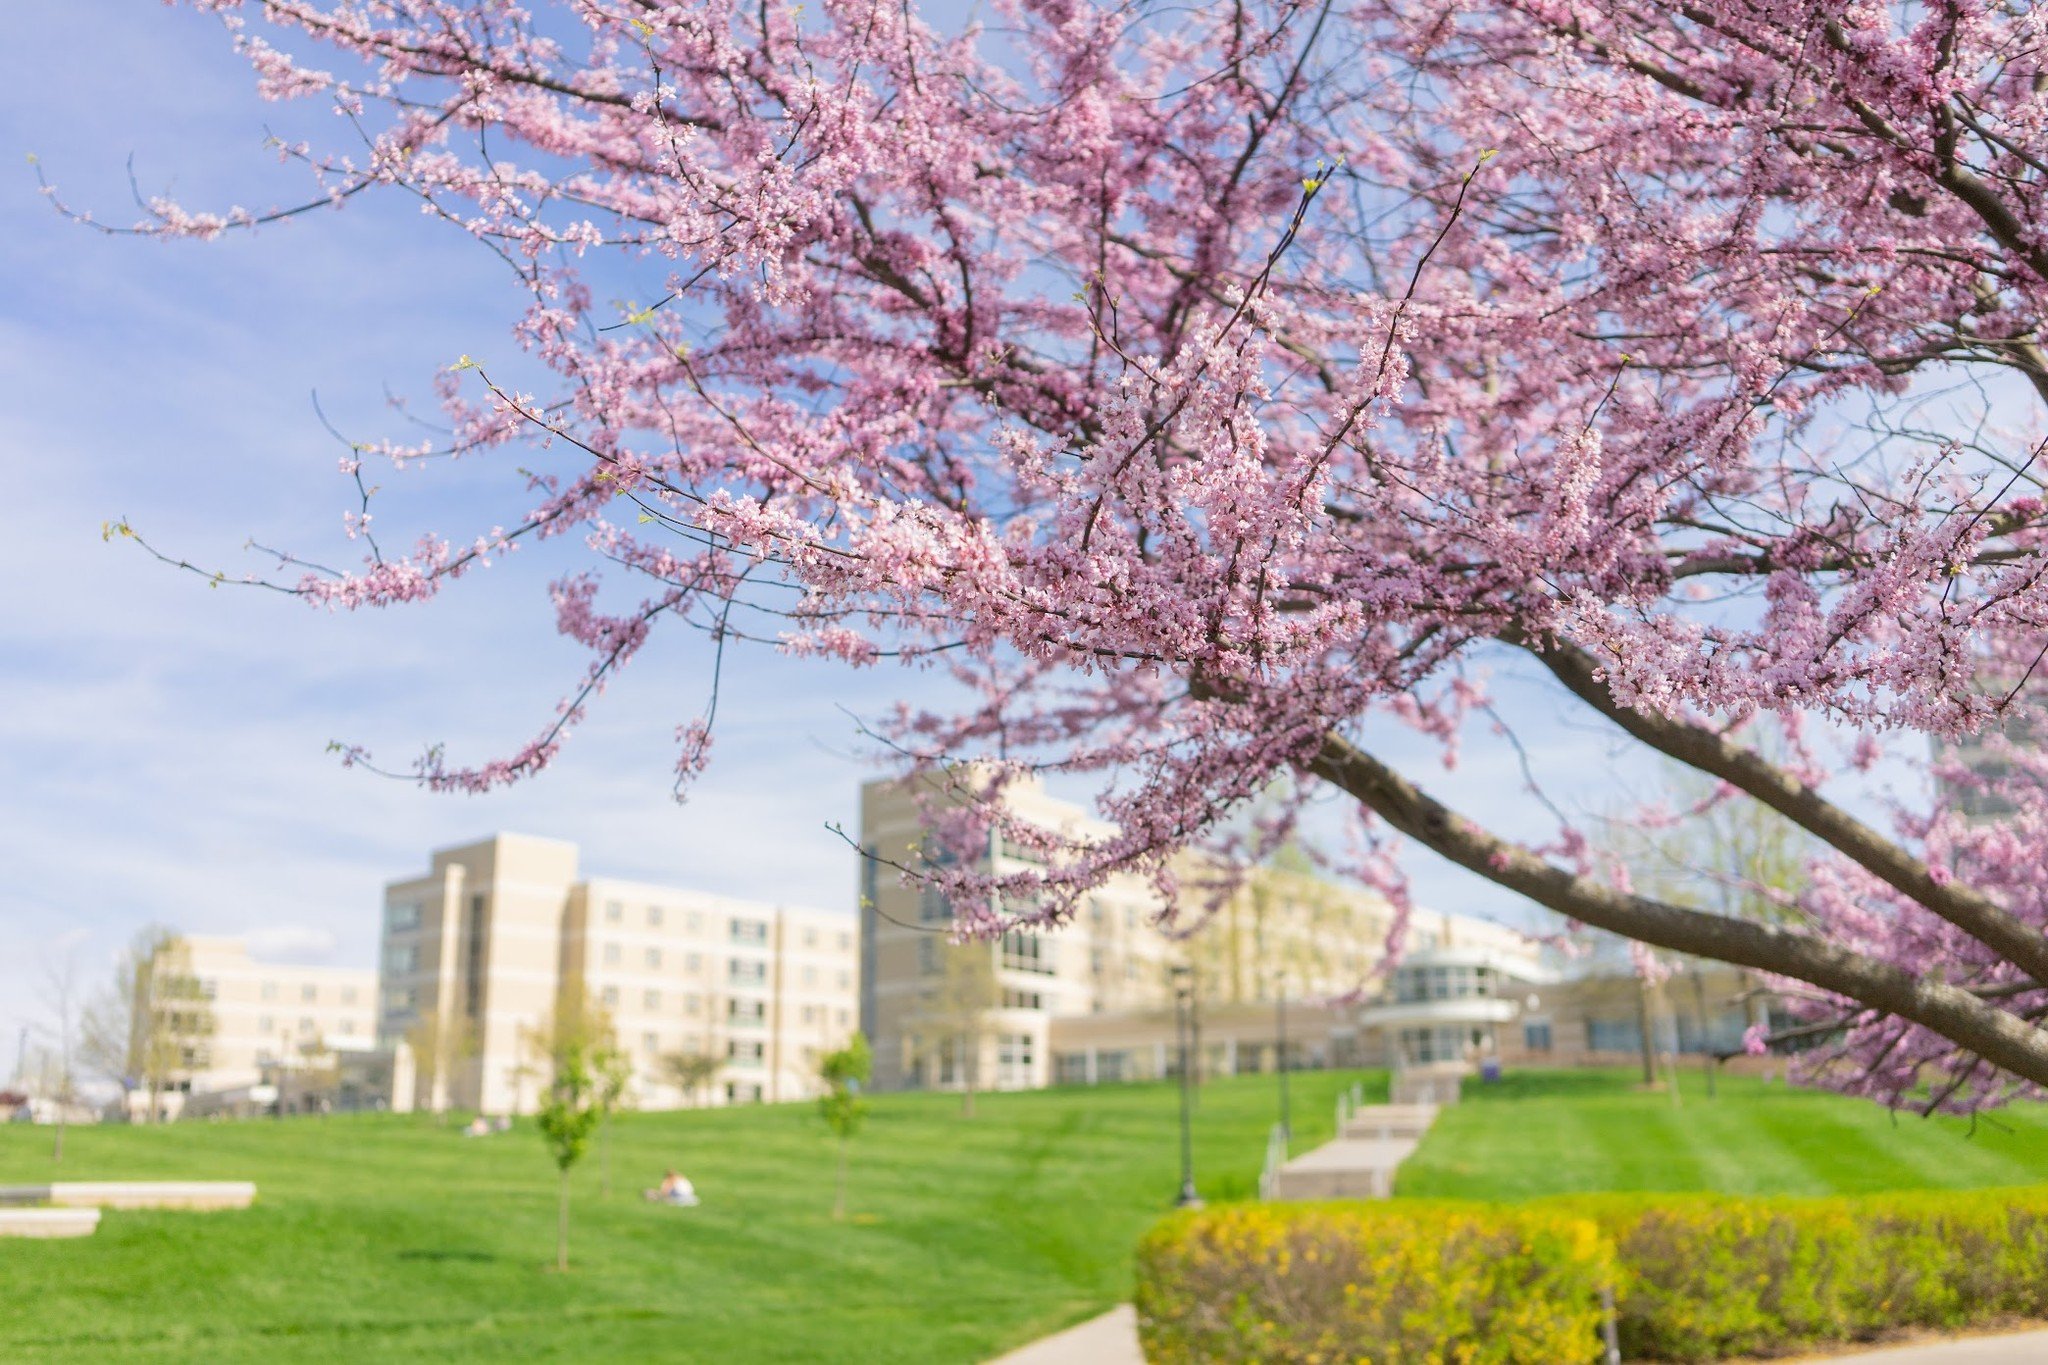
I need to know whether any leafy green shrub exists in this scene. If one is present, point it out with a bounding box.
[1137,1189,2048,1364]
[1135,1202,1614,1364]
[1556,1188,2048,1361]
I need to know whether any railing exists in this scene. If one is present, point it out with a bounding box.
[1257,1122,1289,1200]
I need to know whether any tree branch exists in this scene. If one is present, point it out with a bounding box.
[1305,731,2048,1087]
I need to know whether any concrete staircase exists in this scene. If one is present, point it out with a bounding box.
[1261,1088,1443,1201]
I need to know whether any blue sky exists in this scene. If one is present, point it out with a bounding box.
[0,3,1933,1071]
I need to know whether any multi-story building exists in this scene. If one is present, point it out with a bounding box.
[181,936,377,1095]
[379,834,858,1115]
[858,774,1542,1093]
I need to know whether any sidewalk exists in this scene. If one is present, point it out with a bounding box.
[986,1309,2048,1364]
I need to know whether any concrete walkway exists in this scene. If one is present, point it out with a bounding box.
[1264,1101,1437,1199]
[1784,1329,2048,1363]
[986,1311,2048,1364]
[986,1306,1142,1365]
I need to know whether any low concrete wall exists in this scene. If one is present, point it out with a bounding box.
[0,1181,257,1210]
[0,1208,101,1238]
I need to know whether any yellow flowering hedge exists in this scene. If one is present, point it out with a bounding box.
[1133,1202,1615,1364]
[1563,1188,2048,1362]
[1136,1188,2048,1364]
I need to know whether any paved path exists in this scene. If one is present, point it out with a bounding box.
[986,1306,1142,1365]
[1264,1101,1437,1199]
[985,1309,2048,1363]
[1783,1329,2048,1363]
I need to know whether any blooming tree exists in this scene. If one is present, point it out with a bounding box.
[71,0,2048,1109]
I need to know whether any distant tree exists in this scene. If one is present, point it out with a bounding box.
[40,951,83,1160]
[659,1050,720,1108]
[911,944,997,1118]
[535,1031,602,1272]
[818,1032,873,1221]
[592,1035,633,1199]
[403,1008,479,1119]
[80,928,212,1123]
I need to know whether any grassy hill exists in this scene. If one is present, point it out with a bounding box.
[1397,1068,2048,1200]
[0,1071,1361,1363]
[12,1068,2048,1362]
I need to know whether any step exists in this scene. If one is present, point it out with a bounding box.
[0,1208,101,1238]
[0,1181,257,1210]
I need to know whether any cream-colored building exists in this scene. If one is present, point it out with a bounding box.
[182,936,378,1096]
[858,774,1541,1093]
[379,835,858,1114]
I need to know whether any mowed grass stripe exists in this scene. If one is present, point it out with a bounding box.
[1398,1069,2048,1202]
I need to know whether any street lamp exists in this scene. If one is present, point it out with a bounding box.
[1170,965,1202,1209]
[1275,969,1291,1147]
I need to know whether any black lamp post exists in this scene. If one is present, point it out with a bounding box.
[1171,965,1202,1208]
[1275,968,1291,1146]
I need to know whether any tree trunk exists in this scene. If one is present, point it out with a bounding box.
[1635,981,1658,1087]
[961,1032,976,1119]
[833,1137,849,1220]
[52,1112,64,1164]
[557,1168,570,1271]
[600,1114,612,1199]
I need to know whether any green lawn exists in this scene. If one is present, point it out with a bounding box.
[17,1068,2048,1362]
[1397,1067,2048,1200]
[0,1071,1360,1363]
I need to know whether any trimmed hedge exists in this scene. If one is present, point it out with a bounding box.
[1136,1188,2048,1363]
[1575,1189,2048,1361]
[1134,1202,1615,1364]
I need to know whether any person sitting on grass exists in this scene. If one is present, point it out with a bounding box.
[643,1169,699,1207]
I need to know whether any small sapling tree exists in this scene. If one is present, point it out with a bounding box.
[818,1033,872,1221]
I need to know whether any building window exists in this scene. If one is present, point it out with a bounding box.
[683,912,701,934]
[1587,1019,1644,1054]
[836,1009,850,1027]
[1001,989,1044,1010]
[197,978,218,1000]
[731,918,768,946]
[259,1015,274,1034]
[338,1020,354,1036]
[685,953,702,973]
[645,947,662,970]
[644,989,661,1011]
[387,902,421,931]
[1053,1054,1090,1086]
[837,970,851,990]
[605,900,624,924]
[728,1039,765,1065]
[648,905,664,928]
[385,944,417,975]
[341,987,357,1005]
[803,928,818,948]
[919,887,952,924]
[801,1005,818,1025]
[728,998,766,1026]
[730,958,767,986]
[999,931,1054,976]
[642,1031,660,1054]
[301,983,318,1004]
[838,931,852,952]
[1523,1020,1554,1052]
[602,986,620,1008]
[996,1033,1035,1088]
[726,1081,763,1104]
[802,965,819,986]
[603,943,621,967]
[1399,1026,1470,1065]
[298,1017,316,1036]
[683,994,701,1016]
[917,939,940,975]
[1097,1051,1129,1083]
[261,981,278,1003]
